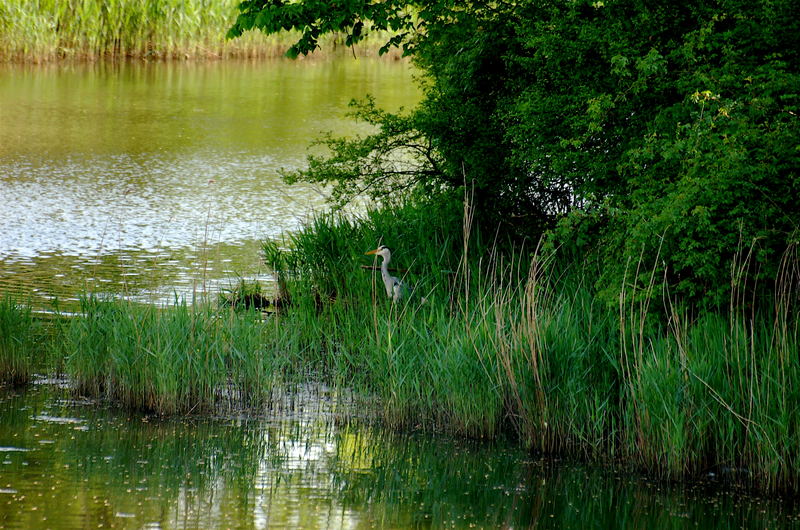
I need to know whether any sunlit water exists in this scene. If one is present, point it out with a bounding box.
[3,58,800,529]
[0,59,419,308]
[1,383,798,529]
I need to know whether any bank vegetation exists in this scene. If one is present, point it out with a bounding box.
[2,0,799,495]
[0,0,396,62]
[1,201,799,492]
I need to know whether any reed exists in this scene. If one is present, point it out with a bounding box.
[616,242,800,489]
[0,296,39,385]
[258,199,507,433]
[0,0,397,62]
[259,199,800,491]
[2,197,798,491]
[62,296,276,413]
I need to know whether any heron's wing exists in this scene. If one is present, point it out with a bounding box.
[391,277,405,302]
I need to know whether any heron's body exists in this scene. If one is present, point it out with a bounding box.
[365,245,407,302]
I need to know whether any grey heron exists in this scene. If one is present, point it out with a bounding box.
[365,245,407,302]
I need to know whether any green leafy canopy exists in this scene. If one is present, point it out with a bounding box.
[228,0,800,308]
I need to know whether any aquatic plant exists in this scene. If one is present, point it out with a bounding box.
[617,243,800,490]
[63,297,276,413]
[3,198,799,492]
[258,199,800,492]
[0,296,39,385]
[0,0,397,62]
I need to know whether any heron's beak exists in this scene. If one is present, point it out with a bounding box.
[365,248,379,255]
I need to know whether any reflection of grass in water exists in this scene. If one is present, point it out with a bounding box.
[0,384,277,527]
[331,426,796,528]
[1,384,795,529]
[0,383,360,528]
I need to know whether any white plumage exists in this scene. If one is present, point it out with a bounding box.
[365,245,407,302]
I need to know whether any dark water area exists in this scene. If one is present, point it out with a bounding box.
[0,59,419,309]
[1,382,798,529]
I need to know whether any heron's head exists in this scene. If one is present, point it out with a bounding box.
[365,245,392,259]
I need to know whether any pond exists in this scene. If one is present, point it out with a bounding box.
[0,58,419,309]
[2,58,799,528]
[1,382,797,529]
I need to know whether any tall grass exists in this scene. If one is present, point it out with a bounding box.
[63,296,278,413]
[616,242,800,490]
[259,200,619,445]
[259,199,800,492]
[2,197,798,491]
[0,0,398,62]
[0,296,39,385]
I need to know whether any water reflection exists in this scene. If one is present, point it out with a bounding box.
[1,240,275,308]
[0,383,797,529]
[0,59,419,308]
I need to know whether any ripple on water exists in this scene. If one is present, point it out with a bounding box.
[32,415,85,425]
[0,59,415,311]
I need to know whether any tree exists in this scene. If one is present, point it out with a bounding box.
[228,1,546,223]
[229,0,800,307]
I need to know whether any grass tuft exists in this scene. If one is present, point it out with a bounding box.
[63,296,276,414]
[0,296,39,385]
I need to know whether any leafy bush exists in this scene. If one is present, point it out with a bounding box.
[230,0,800,308]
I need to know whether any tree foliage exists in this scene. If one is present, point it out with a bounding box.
[229,0,800,307]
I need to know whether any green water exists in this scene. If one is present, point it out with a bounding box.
[0,58,418,308]
[0,383,797,529]
[2,59,800,529]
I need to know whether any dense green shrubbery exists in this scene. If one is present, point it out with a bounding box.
[231,0,799,309]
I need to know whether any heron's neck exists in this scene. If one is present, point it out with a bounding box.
[380,256,393,296]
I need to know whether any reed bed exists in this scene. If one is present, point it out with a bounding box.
[62,297,278,413]
[257,200,800,492]
[0,0,396,62]
[1,199,798,491]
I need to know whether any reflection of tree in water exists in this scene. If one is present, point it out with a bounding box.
[328,426,537,527]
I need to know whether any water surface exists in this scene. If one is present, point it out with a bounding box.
[0,383,798,529]
[0,59,419,308]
